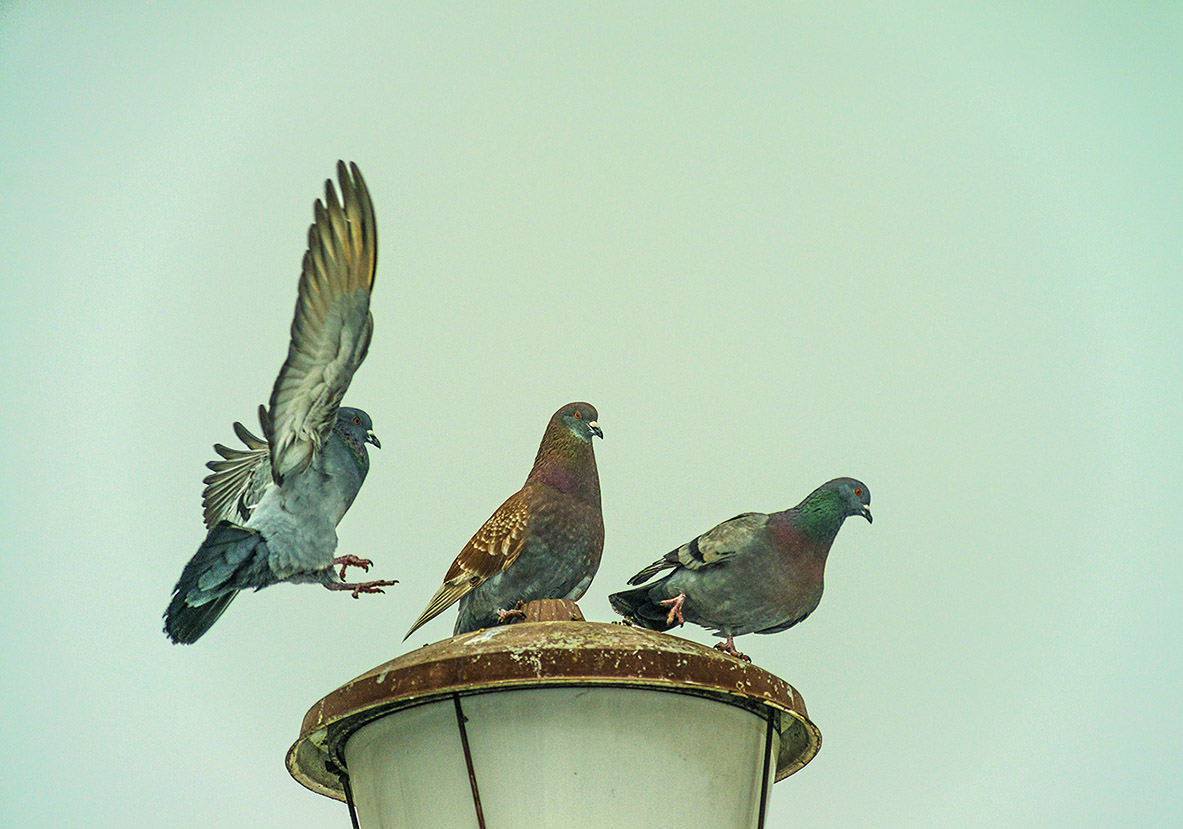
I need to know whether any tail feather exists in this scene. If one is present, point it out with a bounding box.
[164,591,238,644]
[608,583,678,632]
[163,522,266,644]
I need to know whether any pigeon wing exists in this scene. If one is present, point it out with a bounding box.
[404,493,531,639]
[627,512,767,584]
[266,161,377,484]
[200,419,271,528]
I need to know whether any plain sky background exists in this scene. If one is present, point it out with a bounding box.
[2,3,1180,826]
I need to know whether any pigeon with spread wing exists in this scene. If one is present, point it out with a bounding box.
[164,162,395,644]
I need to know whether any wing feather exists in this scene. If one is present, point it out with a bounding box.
[201,418,271,527]
[627,512,768,584]
[404,494,531,639]
[266,161,377,484]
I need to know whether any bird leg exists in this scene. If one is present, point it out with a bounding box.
[324,578,399,599]
[497,600,527,623]
[333,554,374,580]
[713,635,751,662]
[659,593,687,626]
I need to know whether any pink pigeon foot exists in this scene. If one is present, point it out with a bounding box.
[497,601,527,623]
[333,554,374,580]
[713,635,750,662]
[324,578,399,599]
[659,593,687,627]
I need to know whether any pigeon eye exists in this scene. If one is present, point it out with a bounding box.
[854,487,862,497]
[353,416,361,425]
[573,411,582,419]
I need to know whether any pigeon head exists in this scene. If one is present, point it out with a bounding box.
[795,477,872,538]
[830,477,872,523]
[555,402,602,443]
[528,402,603,498]
[335,406,380,459]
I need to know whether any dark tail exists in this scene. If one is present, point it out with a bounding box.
[608,582,678,632]
[163,522,264,644]
[164,591,238,644]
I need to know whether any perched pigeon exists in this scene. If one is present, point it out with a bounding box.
[163,162,396,645]
[609,477,871,659]
[405,402,604,639]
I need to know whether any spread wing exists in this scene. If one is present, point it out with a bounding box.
[626,512,768,585]
[265,161,377,484]
[200,418,271,528]
[404,492,531,639]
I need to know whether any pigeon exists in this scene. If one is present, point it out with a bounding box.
[609,477,871,660]
[405,402,604,639]
[163,161,396,645]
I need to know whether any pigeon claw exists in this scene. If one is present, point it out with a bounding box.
[497,601,528,623]
[325,578,399,599]
[333,554,374,580]
[713,635,750,662]
[659,593,686,627]
[348,579,398,599]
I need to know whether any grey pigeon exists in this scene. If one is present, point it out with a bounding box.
[405,402,604,639]
[609,477,871,659]
[163,162,395,645]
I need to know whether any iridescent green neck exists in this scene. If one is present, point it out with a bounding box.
[334,423,370,471]
[793,488,847,541]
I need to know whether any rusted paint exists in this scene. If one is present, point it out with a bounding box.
[505,597,586,623]
[287,601,821,801]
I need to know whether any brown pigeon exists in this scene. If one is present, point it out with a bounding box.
[405,402,604,638]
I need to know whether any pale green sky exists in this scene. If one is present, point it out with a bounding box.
[2,3,1180,826]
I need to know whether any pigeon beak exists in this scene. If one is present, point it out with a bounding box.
[859,506,872,524]
[588,420,603,439]
[366,430,381,449]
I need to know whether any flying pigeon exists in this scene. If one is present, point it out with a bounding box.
[163,161,396,644]
[405,402,604,639]
[609,477,871,659]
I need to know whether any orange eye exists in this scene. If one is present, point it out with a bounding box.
[854,488,862,496]
[573,411,582,419]
[353,416,361,425]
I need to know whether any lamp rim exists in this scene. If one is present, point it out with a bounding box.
[287,619,821,801]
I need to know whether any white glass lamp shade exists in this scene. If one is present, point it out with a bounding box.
[345,686,777,828]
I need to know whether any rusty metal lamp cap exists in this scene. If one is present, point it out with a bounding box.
[287,598,823,823]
